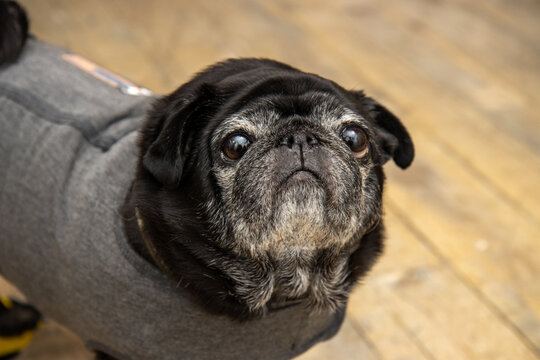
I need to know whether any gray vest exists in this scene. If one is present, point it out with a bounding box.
[0,39,344,360]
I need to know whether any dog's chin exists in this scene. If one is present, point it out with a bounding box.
[281,169,322,187]
[276,169,325,199]
[270,176,328,250]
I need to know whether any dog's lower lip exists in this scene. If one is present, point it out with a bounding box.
[280,169,323,189]
[290,170,317,181]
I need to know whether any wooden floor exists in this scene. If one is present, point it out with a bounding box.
[3,0,539,359]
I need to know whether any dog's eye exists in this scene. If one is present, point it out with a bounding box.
[341,126,368,156]
[222,134,251,160]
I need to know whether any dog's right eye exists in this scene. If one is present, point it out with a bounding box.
[341,126,369,157]
[222,134,251,160]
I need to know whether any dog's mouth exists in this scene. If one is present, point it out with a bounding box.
[277,168,325,191]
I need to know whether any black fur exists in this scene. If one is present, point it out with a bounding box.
[0,1,28,66]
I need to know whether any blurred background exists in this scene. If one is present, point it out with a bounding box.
[1,0,539,358]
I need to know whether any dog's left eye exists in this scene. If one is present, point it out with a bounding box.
[222,134,251,160]
[341,126,368,157]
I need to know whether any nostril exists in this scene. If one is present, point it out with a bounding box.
[287,135,295,148]
[280,134,295,148]
[280,132,320,148]
[306,134,319,146]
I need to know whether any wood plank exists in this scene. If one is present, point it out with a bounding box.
[17,322,92,360]
[384,129,540,353]
[297,317,379,360]
[387,0,540,105]
[377,1,540,146]
[454,0,540,50]
[348,210,538,360]
[375,0,540,158]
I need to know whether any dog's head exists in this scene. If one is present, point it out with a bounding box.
[134,59,413,318]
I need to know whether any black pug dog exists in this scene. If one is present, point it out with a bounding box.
[0,1,413,359]
[123,59,414,319]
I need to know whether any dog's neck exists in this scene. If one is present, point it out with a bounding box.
[120,182,383,319]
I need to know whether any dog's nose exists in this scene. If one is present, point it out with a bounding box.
[280,131,319,149]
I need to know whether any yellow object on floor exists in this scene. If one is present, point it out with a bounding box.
[0,329,36,358]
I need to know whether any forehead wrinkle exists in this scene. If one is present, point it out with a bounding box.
[310,95,349,122]
[239,90,338,119]
[309,98,369,136]
[223,107,282,139]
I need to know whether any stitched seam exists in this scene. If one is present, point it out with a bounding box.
[0,83,148,151]
[0,84,101,147]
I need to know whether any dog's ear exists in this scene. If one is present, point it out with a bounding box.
[350,91,414,169]
[141,84,220,186]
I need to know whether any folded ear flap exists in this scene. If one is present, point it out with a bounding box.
[141,84,219,186]
[352,92,414,169]
[142,110,185,186]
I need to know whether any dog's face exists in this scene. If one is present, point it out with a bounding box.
[134,59,413,318]
[212,94,372,256]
